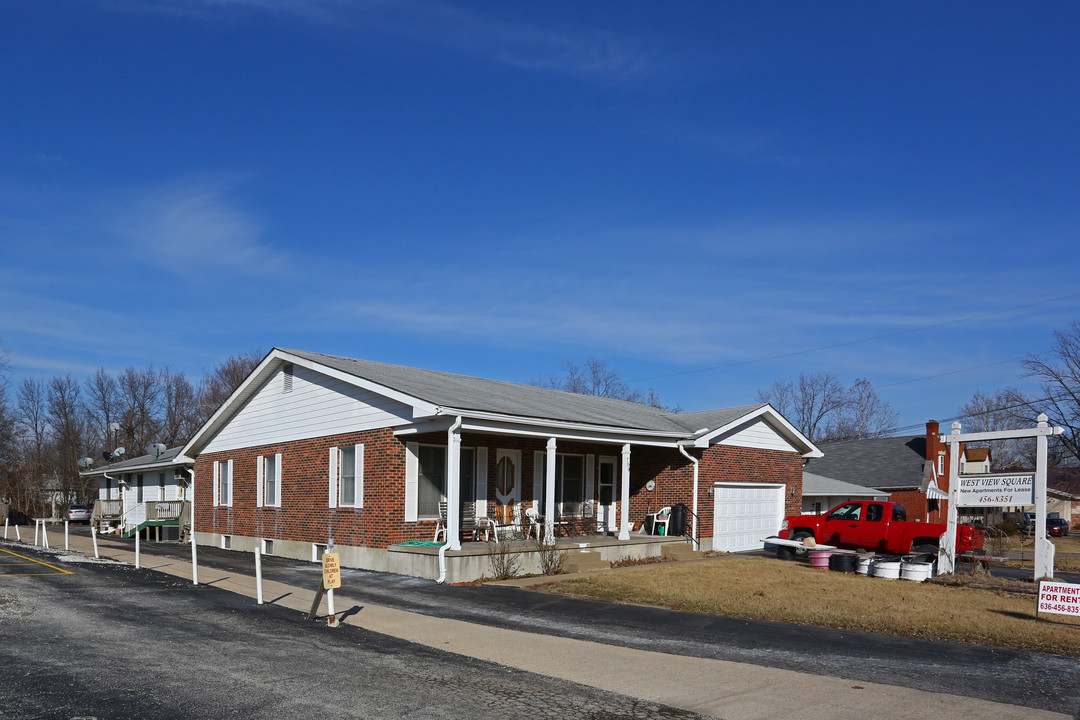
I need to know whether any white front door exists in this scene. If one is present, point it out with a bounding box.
[597,456,618,533]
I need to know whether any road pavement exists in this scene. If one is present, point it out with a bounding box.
[3,526,1078,720]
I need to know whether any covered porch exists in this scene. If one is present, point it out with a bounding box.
[387,531,697,583]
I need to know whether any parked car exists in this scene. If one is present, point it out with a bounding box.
[1047,518,1070,537]
[66,504,91,524]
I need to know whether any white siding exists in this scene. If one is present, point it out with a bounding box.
[203,363,415,453]
[713,418,793,452]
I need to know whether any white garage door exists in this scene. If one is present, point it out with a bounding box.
[712,482,785,553]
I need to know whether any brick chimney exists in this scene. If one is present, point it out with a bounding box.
[926,420,940,465]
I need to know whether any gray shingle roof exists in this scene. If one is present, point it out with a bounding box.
[803,435,927,490]
[80,446,188,477]
[284,349,764,435]
[802,471,891,498]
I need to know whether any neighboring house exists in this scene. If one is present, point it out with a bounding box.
[1048,469,1080,529]
[80,446,193,540]
[176,348,821,582]
[803,421,955,523]
[800,471,889,515]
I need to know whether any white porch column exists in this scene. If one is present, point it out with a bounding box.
[544,438,557,544]
[447,417,463,551]
[618,443,631,541]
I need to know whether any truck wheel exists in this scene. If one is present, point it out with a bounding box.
[777,531,813,560]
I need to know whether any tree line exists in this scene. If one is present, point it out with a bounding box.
[0,345,261,516]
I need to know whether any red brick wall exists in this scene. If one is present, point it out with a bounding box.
[196,430,804,547]
[887,489,948,524]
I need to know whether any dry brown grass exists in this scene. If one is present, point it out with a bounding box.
[1009,534,1080,571]
[539,555,1080,655]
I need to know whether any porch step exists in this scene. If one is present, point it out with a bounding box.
[563,550,609,573]
[661,542,700,561]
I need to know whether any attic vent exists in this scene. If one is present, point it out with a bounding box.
[283,363,294,393]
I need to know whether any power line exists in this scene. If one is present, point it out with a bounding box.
[876,357,1025,389]
[633,292,1080,383]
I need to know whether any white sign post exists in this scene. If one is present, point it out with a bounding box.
[940,414,1063,579]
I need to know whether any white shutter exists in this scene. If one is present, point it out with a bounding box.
[328,447,338,509]
[533,452,544,514]
[212,461,220,507]
[475,447,488,517]
[274,453,283,507]
[404,442,419,522]
[585,454,595,510]
[225,460,233,507]
[256,455,264,507]
[355,444,364,509]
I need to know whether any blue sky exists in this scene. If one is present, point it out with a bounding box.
[2,0,1078,434]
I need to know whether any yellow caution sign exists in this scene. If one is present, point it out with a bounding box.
[322,552,341,589]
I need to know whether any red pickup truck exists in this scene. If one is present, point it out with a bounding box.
[777,500,984,557]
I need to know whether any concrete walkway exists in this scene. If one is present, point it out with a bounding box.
[10,526,1071,720]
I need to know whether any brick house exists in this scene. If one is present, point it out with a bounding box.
[803,420,955,523]
[177,349,820,581]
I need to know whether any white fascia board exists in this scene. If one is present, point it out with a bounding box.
[181,348,440,457]
[457,417,680,448]
[939,426,1064,443]
[692,404,823,457]
[437,407,686,441]
[285,352,439,418]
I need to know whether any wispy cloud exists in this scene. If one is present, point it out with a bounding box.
[117,0,655,81]
[109,177,285,275]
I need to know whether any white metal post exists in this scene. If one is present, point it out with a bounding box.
[14,523,21,542]
[938,422,962,574]
[619,444,631,541]
[1035,415,1056,579]
[190,534,198,585]
[91,526,99,558]
[3,517,7,540]
[255,547,264,604]
[134,525,141,569]
[34,519,40,546]
[65,520,69,550]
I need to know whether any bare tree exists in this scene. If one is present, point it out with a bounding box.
[16,378,50,515]
[85,368,121,454]
[47,374,90,502]
[955,389,1036,469]
[758,372,847,443]
[829,378,897,441]
[161,366,199,446]
[534,358,678,411]
[117,366,163,455]
[1015,320,1080,465]
[197,350,263,423]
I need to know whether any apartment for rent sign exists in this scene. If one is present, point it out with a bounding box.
[1038,581,1080,617]
[955,473,1034,506]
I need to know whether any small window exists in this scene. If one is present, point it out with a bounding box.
[222,535,232,550]
[158,473,166,501]
[827,503,862,521]
[264,455,277,506]
[262,539,274,555]
[866,504,884,522]
[312,543,328,562]
[938,454,945,475]
[340,446,356,507]
[136,474,144,504]
[891,505,908,522]
[218,461,233,506]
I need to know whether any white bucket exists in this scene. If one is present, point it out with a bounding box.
[901,561,933,582]
[856,557,874,575]
[872,560,901,580]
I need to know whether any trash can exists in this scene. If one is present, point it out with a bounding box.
[668,504,687,537]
